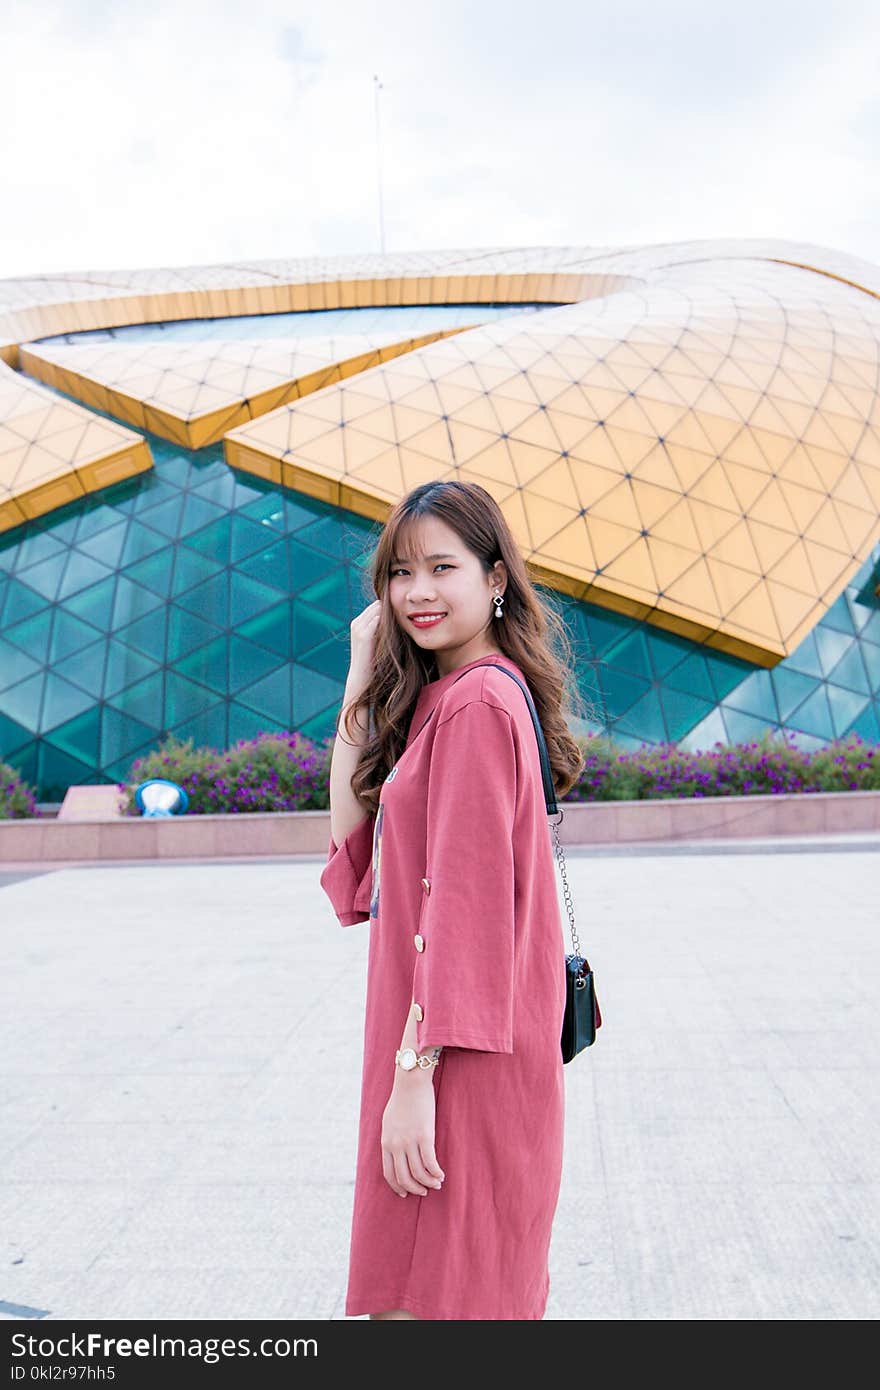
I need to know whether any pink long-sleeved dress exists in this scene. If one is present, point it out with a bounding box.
[320,651,567,1320]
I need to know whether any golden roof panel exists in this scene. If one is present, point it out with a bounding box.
[1,239,878,663]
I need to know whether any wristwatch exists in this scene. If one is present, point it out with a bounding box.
[395,1047,439,1071]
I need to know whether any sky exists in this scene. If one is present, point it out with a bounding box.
[1,0,879,279]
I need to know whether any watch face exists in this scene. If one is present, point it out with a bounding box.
[398,1047,417,1070]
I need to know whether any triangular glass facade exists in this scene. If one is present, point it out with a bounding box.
[1,424,878,801]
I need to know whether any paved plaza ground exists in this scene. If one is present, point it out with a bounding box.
[1,831,878,1321]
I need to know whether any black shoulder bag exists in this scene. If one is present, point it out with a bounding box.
[450,661,602,1062]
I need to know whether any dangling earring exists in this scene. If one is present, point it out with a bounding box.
[492,589,504,619]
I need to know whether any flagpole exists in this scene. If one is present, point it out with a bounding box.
[373,74,386,256]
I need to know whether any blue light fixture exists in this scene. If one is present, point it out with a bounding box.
[134,778,189,817]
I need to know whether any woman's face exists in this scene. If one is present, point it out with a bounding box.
[386,515,506,666]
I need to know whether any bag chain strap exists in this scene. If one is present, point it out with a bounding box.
[551,811,582,964]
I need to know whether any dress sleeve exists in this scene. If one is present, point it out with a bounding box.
[319,811,376,926]
[413,701,517,1054]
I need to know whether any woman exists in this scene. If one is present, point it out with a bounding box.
[320,479,591,1320]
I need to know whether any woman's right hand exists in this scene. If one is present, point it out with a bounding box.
[347,599,382,689]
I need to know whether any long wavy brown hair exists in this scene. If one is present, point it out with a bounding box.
[340,480,598,815]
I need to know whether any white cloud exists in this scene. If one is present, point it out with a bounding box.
[0,0,877,277]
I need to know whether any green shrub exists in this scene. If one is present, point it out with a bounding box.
[0,761,40,819]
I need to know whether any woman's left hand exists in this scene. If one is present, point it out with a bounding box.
[380,1075,446,1197]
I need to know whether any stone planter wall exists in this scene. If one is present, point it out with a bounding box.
[1,789,879,865]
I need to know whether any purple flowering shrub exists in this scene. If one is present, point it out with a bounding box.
[0,761,41,819]
[567,728,880,801]
[117,730,333,816]
[1,725,873,821]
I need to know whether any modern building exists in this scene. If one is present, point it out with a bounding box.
[1,241,879,801]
